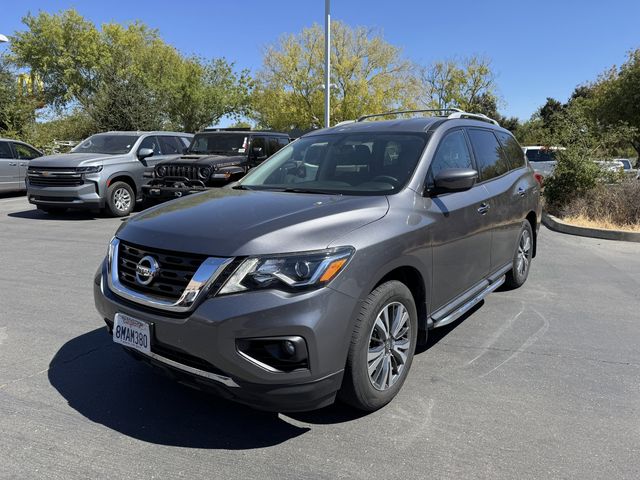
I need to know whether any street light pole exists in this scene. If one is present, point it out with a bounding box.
[324,0,331,129]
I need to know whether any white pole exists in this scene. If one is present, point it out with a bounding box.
[324,0,331,128]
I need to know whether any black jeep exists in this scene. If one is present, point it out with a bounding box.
[142,129,290,202]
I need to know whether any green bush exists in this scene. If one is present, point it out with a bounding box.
[562,179,640,227]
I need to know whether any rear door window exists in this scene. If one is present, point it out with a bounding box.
[268,137,281,156]
[467,129,510,181]
[495,132,525,170]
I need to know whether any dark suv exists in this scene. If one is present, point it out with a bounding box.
[142,129,290,202]
[94,109,541,412]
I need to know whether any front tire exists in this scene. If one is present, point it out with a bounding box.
[106,181,134,217]
[504,221,534,289]
[339,280,417,411]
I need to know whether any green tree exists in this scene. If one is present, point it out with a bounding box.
[590,49,640,155]
[10,9,250,132]
[251,21,419,130]
[543,102,635,212]
[419,56,499,113]
[0,55,37,137]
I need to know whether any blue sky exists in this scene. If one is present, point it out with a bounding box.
[2,0,640,121]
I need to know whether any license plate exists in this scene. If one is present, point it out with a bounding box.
[113,313,151,354]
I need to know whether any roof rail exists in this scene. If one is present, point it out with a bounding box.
[447,111,500,126]
[357,108,463,122]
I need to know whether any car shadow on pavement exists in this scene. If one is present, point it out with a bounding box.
[48,328,362,449]
[8,209,102,221]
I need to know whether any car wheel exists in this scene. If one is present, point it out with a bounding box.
[37,206,67,215]
[106,181,134,217]
[504,221,534,289]
[339,280,417,411]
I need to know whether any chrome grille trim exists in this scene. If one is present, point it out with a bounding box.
[107,238,233,313]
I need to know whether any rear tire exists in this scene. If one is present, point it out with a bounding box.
[37,206,67,215]
[339,280,417,411]
[504,221,534,289]
[106,181,134,217]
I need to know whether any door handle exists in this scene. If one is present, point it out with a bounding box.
[9,162,17,166]
[517,187,526,197]
[477,202,490,215]
[20,163,27,166]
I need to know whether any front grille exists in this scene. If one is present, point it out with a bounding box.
[28,176,83,187]
[28,167,84,187]
[162,164,200,180]
[117,241,208,302]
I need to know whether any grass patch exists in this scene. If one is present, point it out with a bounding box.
[560,214,640,233]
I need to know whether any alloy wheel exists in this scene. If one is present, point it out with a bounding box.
[367,301,411,391]
[113,187,132,212]
[516,229,532,277]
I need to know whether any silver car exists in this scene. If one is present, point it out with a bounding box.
[0,138,43,193]
[26,131,192,216]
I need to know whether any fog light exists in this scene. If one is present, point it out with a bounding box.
[236,336,309,372]
[282,340,296,357]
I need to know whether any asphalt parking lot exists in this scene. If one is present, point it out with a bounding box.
[1,192,639,480]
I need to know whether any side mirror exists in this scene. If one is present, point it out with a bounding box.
[138,148,154,160]
[431,168,478,194]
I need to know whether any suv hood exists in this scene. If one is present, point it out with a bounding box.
[160,154,245,166]
[117,189,389,257]
[29,152,119,168]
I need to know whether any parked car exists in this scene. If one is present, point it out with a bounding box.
[94,109,541,412]
[0,138,43,193]
[594,159,625,175]
[143,129,290,203]
[26,131,193,216]
[522,146,564,182]
[613,158,636,177]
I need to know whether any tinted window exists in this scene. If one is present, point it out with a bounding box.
[0,141,13,158]
[496,132,525,169]
[72,134,139,154]
[525,149,557,162]
[251,137,267,157]
[429,130,473,178]
[467,129,510,180]
[159,136,183,155]
[278,137,289,147]
[268,137,281,156]
[239,132,428,195]
[180,137,192,149]
[188,134,247,155]
[138,136,161,155]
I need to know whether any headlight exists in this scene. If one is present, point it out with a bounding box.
[198,167,211,179]
[77,165,103,173]
[218,247,354,295]
[156,166,167,177]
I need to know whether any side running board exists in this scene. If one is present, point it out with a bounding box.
[431,276,505,329]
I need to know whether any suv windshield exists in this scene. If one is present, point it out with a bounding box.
[526,149,557,162]
[187,134,248,155]
[72,134,139,154]
[237,132,428,195]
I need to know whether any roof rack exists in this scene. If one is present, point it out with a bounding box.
[357,108,462,122]
[355,108,500,126]
[446,111,499,126]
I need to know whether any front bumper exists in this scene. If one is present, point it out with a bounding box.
[142,176,230,201]
[27,181,104,209]
[94,264,359,411]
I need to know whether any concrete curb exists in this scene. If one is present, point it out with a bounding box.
[542,212,640,243]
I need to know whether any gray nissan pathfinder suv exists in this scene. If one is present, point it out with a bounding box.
[94,109,541,412]
[27,131,192,216]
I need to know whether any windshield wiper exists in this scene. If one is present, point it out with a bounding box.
[231,184,254,190]
[280,187,342,195]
